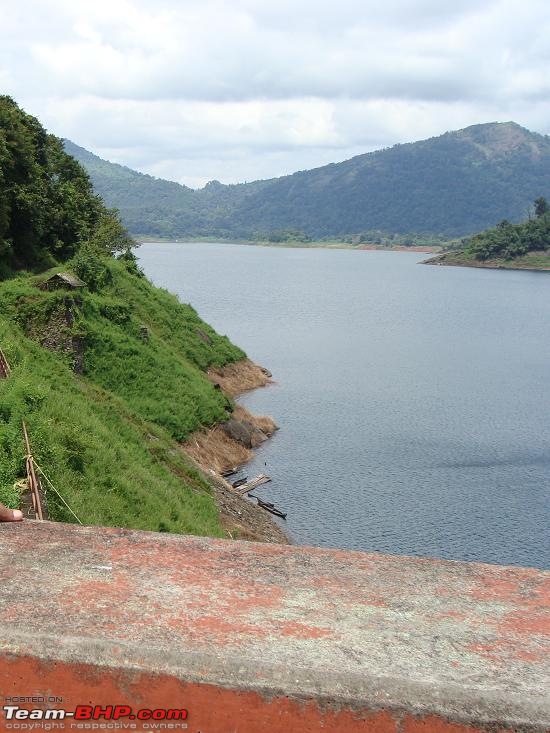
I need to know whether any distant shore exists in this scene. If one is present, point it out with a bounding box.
[136,237,443,254]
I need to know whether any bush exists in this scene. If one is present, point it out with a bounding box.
[72,245,112,291]
[465,204,550,260]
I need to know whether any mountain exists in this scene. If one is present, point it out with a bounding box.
[63,139,270,240]
[65,122,550,240]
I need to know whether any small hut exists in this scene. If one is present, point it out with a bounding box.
[40,272,87,291]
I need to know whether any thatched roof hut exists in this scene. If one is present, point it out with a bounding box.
[40,272,87,291]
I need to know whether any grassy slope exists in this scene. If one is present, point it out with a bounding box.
[0,258,245,534]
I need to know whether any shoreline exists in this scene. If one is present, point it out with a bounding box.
[137,237,443,254]
[359,244,441,253]
[423,252,550,272]
[183,359,289,544]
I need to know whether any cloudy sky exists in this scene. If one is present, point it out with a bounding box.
[2,0,550,187]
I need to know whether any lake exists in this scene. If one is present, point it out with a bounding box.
[137,243,550,569]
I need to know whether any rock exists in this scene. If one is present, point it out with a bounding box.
[196,328,212,345]
[221,418,268,449]
[71,335,85,374]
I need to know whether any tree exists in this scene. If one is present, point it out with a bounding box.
[0,96,126,276]
[88,209,135,256]
[534,197,549,218]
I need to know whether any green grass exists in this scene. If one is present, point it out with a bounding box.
[0,257,246,535]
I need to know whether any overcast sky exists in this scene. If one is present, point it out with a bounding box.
[2,0,550,188]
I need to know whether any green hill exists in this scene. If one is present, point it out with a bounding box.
[0,97,256,538]
[66,122,550,240]
[63,139,270,241]
[0,259,244,533]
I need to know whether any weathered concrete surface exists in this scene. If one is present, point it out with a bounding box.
[0,521,548,732]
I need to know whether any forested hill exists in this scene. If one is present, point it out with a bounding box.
[63,139,197,216]
[63,139,270,241]
[66,122,550,241]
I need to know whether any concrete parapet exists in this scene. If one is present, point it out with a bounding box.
[0,522,548,732]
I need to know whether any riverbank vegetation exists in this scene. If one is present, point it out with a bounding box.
[425,198,550,270]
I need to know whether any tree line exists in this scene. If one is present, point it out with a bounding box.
[0,97,132,278]
[464,197,550,261]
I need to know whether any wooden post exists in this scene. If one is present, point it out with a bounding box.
[0,348,10,379]
[22,422,44,521]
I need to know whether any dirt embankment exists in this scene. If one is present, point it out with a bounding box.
[206,359,273,396]
[183,359,287,544]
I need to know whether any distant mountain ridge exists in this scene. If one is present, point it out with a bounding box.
[64,122,550,240]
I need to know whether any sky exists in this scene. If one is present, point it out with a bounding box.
[2,0,550,188]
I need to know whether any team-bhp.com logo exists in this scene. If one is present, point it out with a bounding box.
[3,705,188,725]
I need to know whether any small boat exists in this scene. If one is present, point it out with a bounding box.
[231,477,248,489]
[256,497,287,520]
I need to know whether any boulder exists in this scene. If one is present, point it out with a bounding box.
[222,418,268,449]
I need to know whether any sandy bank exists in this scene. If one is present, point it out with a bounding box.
[183,359,287,544]
[206,358,272,396]
[140,239,444,253]
[359,244,441,253]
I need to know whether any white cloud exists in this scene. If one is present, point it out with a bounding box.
[1,0,549,186]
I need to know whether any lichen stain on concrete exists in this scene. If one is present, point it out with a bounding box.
[169,615,271,642]
[514,648,546,663]
[467,642,507,664]
[433,610,469,622]
[499,610,550,637]
[468,576,526,602]
[279,621,334,639]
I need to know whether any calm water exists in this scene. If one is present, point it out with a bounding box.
[138,243,550,569]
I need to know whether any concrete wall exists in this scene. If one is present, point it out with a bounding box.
[0,522,548,732]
